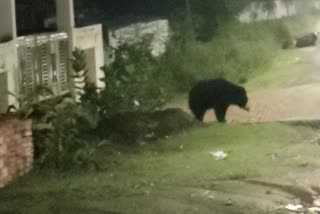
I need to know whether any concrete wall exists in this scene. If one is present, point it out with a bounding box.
[0,0,16,42]
[107,19,170,57]
[0,114,33,188]
[0,41,19,113]
[73,24,105,88]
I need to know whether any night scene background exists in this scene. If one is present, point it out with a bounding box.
[1,0,320,213]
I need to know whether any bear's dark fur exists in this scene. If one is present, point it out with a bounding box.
[188,78,249,122]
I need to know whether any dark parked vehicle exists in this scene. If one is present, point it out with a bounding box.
[296,32,319,48]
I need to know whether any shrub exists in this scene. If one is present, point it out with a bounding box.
[13,49,104,171]
[99,39,174,117]
[34,101,103,170]
[160,18,296,91]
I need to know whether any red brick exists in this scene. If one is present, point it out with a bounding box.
[0,115,33,188]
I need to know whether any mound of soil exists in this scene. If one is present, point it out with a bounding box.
[282,37,297,49]
[98,108,198,144]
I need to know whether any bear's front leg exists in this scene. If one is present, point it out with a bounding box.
[214,106,227,123]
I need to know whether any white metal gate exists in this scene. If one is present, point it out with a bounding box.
[17,32,69,96]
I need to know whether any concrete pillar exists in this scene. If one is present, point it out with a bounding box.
[56,0,75,33]
[0,0,17,40]
[56,0,76,95]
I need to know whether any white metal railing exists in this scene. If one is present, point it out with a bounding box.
[17,32,69,97]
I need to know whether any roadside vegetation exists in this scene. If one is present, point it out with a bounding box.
[9,3,320,174]
[8,5,319,172]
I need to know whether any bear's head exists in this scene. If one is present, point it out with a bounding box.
[234,86,250,111]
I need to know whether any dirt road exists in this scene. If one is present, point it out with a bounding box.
[168,46,320,123]
[228,45,320,123]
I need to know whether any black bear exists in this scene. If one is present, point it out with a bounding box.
[188,78,249,122]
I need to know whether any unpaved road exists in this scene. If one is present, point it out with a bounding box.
[168,45,320,123]
[228,45,320,123]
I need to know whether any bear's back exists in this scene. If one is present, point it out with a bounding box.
[190,78,234,96]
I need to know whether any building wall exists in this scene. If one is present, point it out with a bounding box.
[73,24,105,88]
[0,114,33,188]
[0,41,19,113]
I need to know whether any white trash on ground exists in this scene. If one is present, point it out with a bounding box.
[285,203,303,211]
[210,151,228,160]
[133,99,140,107]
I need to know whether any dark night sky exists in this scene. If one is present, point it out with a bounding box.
[15,0,186,35]
[15,0,253,36]
[74,0,185,16]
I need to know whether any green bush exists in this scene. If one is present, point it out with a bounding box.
[99,39,174,117]
[34,101,103,171]
[21,49,104,171]
[160,18,296,91]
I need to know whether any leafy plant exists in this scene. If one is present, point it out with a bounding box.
[8,48,105,171]
[160,17,297,91]
[36,102,104,170]
[8,85,54,118]
[32,48,103,170]
[99,38,173,118]
[72,48,100,107]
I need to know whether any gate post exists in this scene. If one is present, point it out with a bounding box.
[0,0,17,40]
[56,0,75,96]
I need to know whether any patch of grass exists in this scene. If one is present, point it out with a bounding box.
[122,123,309,183]
[245,49,307,90]
[0,123,314,213]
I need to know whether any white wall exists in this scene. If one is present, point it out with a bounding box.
[108,19,170,57]
[0,41,19,112]
[73,24,105,88]
[0,0,17,41]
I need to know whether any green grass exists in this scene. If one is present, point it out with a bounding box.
[0,123,315,213]
[245,49,307,91]
[104,123,310,183]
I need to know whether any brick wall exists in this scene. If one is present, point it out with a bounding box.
[0,113,33,188]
